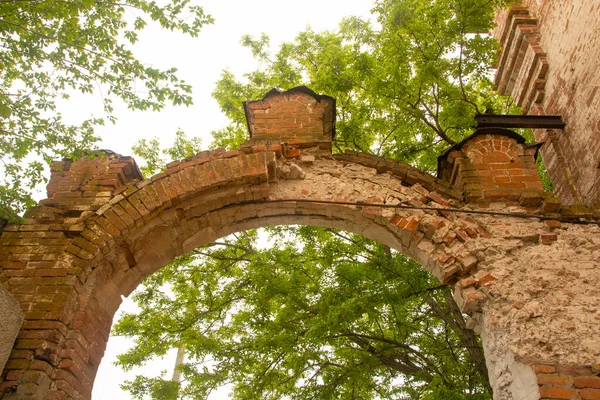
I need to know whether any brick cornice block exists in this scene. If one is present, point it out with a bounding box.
[46,151,143,199]
[242,86,335,157]
[38,152,143,216]
[493,5,547,113]
[438,128,545,204]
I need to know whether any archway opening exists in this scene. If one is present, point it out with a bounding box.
[94,224,491,399]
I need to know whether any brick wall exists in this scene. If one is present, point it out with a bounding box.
[494,1,600,207]
[0,142,598,399]
[532,363,600,400]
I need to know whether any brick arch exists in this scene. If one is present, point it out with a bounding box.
[1,150,482,399]
[1,88,600,399]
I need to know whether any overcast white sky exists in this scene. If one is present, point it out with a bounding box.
[88,1,375,398]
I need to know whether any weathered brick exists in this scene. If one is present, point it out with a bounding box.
[540,234,558,245]
[537,374,571,387]
[127,192,149,217]
[437,253,453,265]
[556,365,595,377]
[575,378,600,390]
[71,237,98,256]
[580,389,600,400]
[5,358,30,369]
[427,191,448,205]
[405,217,420,231]
[119,200,143,222]
[545,220,562,229]
[538,387,576,399]
[4,369,24,381]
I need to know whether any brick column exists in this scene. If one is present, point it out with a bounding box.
[492,2,600,207]
[0,153,142,399]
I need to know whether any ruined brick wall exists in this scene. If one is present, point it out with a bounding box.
[494,1,600,207]
[1,88,599,400]
[0,152,142,398]
[1,145,599,399]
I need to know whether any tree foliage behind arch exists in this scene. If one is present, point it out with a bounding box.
[114,0,516,397]
[211,0,512,172]
[115,227,492,399]
[0,0,212,220]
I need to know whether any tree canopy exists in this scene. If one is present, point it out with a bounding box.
[114,227,491,399]
[0,0,212,221]
[211,0,511,171]
[112,0,516,398]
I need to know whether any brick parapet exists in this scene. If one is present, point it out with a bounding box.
[46,152,142,199]
[244,87,334,139]
[437,129,554,207]
[241,87,335,159]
